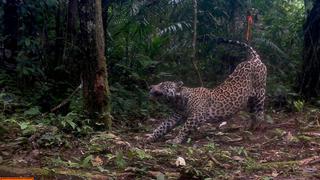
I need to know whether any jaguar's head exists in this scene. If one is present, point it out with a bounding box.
[149,81,184,101]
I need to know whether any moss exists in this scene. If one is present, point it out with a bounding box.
[0,165,109,179]
[244,159,298,172]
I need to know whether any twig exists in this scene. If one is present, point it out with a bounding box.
[42,84,81,117]
[299,156,320,165]
[208,154,230,169]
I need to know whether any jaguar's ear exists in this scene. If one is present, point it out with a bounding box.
[176,81,184,88]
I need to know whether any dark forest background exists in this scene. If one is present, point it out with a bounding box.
[0,0,319,129]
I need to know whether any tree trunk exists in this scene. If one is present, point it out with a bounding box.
[3,0,18,66]
[66,0,78,44]
[191,0,203,86]
[297,0,320,99]
[78,0,112,129]
[55,0,65,65]
[102,0,110,30]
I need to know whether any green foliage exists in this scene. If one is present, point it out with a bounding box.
[115,151,127,169]
[47,112,94,135]
[293,100,305,112]
[36,130,66,147]
[51,155,95,169]
[81,155,93,168]
[17,121,36,136]
[254,0,305,92]
[24,106,41,116]
[129,148,153,160]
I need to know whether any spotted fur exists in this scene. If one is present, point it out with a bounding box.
[147,39,267,144]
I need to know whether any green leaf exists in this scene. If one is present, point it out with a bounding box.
[82,155,93,167]
[156,173,165,180]
[19,122,30,130]
[25,38,30,46]
[24,107,41,116]
[115,152,127,169]
[97,166,109,173]
[66,119,76,129]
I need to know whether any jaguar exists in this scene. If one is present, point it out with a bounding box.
[147,39,267,144]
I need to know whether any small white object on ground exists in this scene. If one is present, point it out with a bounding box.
[175,156,186,167]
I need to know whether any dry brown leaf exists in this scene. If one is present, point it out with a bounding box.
[299,156,320,165]
[303,132,320,137]
[271,170,279,177]
[91,156,103,167]
[115,140,131,147]
[284,131,294,142]
[232,156,245,162]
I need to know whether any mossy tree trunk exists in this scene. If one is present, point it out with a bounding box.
[78,0,112,129]
[297,0,320,99]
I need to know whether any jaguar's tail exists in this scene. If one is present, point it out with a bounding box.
[215,38,260,60]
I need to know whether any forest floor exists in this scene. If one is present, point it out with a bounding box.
[0,110,320,179]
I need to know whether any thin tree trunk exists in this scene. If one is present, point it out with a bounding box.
[66,0,78,44]
[3,0,18,66]
[191,0,203,86]
[102,0,110,31]
[79,0,112,129]
[62,0,79,83]
[55,0,64,65]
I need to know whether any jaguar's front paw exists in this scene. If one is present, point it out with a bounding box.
[166,138,183,144]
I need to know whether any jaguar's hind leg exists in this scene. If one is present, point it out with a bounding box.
[247,89,265,130]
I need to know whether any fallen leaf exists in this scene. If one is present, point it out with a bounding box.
[105,133,117,139]
[303,132,320,137]
[302,167,318,174]
[226,137,243,142]
[271,170,279,177]
[91,156,103,166]
[299,156,320,165]
[216,132,225,136]
[1,151,10,156]
[17,159,27,163]
[125,167,138,172]
[115,140,131,147]
[165,172,180,178]
[150,149,172,155]
[232,156,245,162]
[284,131,294,142]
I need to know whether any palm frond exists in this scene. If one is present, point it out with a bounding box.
[158,21,191,36]
[253,38,289,59]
